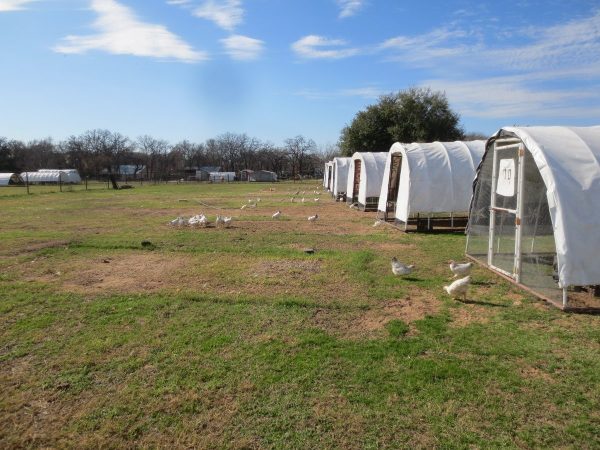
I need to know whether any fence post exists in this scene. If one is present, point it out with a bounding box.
[85,177,88,190]
[25,171,30,195]
[59,172,63,192]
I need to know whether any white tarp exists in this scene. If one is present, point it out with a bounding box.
[378,141,484,221]
[0,173,23,186]
[332,157,351,197]
[482,126,600,288]
[21,169,81,183]
[346,152,387,206]
[209,172,235,182]
[323,162,333,190]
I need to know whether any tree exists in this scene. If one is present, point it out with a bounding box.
[338,87,464,155]
[284,135,317,178]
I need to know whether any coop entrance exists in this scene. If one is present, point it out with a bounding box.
[351,159,361,204]
[384,154,402,220]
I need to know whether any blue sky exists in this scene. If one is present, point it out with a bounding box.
[1,0,599,148]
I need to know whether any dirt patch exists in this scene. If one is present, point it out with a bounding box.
[251,259,322,278]
[519,365,556,384]
[312,288,441,339]
[29,253,193,295]
[449,303,493,328]
[4,240,74,256]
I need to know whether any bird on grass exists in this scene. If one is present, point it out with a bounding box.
[222,216,232,228]
[391,257,414,276]
[291,197,296,203]
[256,197,261,202]
[373,219,384,227]
[308,214,319,222]
[444,275,471,300]
[170,216,185,226]
[215,215,225,227]
[448,260,473,278]
[188,215,202,226]
[272,210,281,219]
[349,203,358,209]
[301,197,306,203]
[240,204,247,210]
[314,198,320,202]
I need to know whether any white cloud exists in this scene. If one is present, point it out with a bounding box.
[53,0,207,63]
[221,34,264,60]
[166,0,190,4]
[193,0,243,31]
[337,0,365,18]
[425,75,600,118]
[0,0,36,11]
[378,12,600,121]
[292,35,360,59]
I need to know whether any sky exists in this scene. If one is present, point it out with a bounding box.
[1,0,599,148]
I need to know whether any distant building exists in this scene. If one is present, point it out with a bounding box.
[196,166,221,181]
[21,169,81,184]
[240,169,278,182]
[0,173,24,186]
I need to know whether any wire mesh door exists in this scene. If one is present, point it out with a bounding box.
[352,159,361,203]
[386,154,402,218]
[489,142,524,279]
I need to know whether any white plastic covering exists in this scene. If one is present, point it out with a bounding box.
[323,162,330,188]
[0,173,23,185]
[209,172,235,182]
[332,157,351,197]
[21,169,81,183]
[346,152,388,206]
[481,126,600,288]
[378,141,485,221]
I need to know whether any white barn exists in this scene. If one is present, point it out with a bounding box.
[466,126,600,309]
[377,141,485,230]
[345,152,387,211]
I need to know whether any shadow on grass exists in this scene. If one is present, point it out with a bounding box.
[457,298,509,308]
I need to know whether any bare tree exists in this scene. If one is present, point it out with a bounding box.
[284,135,317,178]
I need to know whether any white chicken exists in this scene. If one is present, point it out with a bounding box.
[196,214,208,227]
[256,198,261,202]
[188,215,201,226]
[215,215,225,227]
[449,260,473,278]
[301,197,306,203]
[373,219,384,227]
[291,197,295,203]
[391,257,414,276]
[349,203,358,209]
[170,216,184,226]
[444,275,471,300]
[272,210,281,219]
[222,216,232,228]
[308,214,319,222]
[241,204,247,210]
[314,198,320,202]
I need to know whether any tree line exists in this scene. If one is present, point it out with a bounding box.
[0,131,333,180]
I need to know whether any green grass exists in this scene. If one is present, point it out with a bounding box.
[1,181,599,448]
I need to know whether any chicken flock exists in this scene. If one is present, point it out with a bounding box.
[169,185,476,301]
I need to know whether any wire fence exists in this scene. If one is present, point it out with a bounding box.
[0,172,320,197]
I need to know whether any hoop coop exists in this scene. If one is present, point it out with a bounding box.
[331,157,351,201]
[345,152,387,211]
[466,126,600,309]
[377,141,485,230]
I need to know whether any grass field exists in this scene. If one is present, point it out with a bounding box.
[1,181,599,448]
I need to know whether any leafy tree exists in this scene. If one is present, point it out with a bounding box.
[339,87,464,155]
